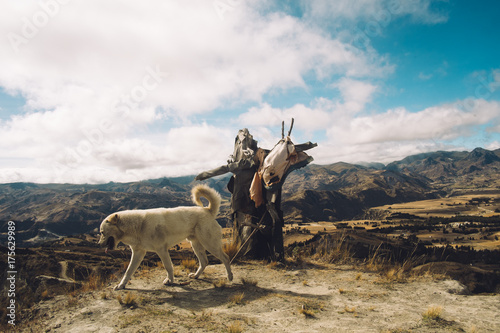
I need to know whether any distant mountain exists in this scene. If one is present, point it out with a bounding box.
[283,162,435,206]
[386,147,500,191]
[1,147,500,246]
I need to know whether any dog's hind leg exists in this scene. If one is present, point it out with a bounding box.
[157,247,175,285]
[197,233,233,281]
[207,245,233,282]
[188,238,209,279]
[115,248,146,290]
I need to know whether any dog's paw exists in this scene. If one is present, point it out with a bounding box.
[163,278,174,285]
[113,284,125,291]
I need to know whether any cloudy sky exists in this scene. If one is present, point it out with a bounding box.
[1,0,499,184]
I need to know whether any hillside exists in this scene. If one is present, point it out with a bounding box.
[386,147,500,191]
[1,147,500,245]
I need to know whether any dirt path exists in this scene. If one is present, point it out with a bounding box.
[19,261,500,332]
[59,261,70,280]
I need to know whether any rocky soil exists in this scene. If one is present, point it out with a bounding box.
[14,260,500,333]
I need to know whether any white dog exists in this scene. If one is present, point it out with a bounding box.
[98,184,233,290]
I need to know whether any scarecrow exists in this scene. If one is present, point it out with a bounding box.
[195,119,316,261]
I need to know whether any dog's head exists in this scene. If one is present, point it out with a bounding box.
[98,213,123,253]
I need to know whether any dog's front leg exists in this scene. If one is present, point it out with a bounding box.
[115,248,146,290]
[157,248,175,285]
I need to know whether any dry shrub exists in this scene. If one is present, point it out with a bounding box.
[266,261,280,269]
[117,292,137,308]
[40,290,50,299]
[213,278,227,288]
[468,325,479,333]
[241,277,258,287]
[224,240,240,261]
[229,292,245,305]
[299,305,315,318]
[365,243,386,271]
[227,321,243,333]
[313,233,354,264]
[67,295,78,307]
[344,305,356,314]
[81,271,106,292]
[422,306,443,320]
[366,243,424,282]
[181,258,198,272]
[299,299,325,318]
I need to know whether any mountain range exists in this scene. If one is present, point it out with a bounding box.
[1,147,500,246]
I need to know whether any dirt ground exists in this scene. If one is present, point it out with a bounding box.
[16,260,500,333]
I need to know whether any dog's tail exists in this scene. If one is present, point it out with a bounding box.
[192,184,221,217]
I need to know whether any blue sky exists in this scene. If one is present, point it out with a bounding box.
[0,0,499,183]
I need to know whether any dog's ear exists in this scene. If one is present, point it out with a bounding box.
[108,214,120,225]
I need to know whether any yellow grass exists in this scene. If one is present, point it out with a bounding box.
[117,292,137,308]
[224,240,240,261]
[229,292,245,305]
[227,321,243,333]
[422,306,443,320]
[299,305,315,318]
[213,278,227,288]
[181,258,198,272]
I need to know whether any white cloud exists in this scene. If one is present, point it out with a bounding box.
[238,96,500,166]
[327,99,500,144]
[313,99,500,164]
[301,0,448,25]
[418,72,433,80]
[0,0,396,183]
[1,1,493,184]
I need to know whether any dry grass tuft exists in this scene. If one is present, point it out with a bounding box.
[40,289,50,299]
[229,292,245,305]
[468,325,479,333]
[299,299,325,318]
[80,270,115,293]
[313,232,354,264]
[422,306,443,320]
[266,261,280,269]
[364,243,425,283]
[67,295,78,307]
[227,320,244,333]
[224,240,240,261]
[213,278,227,289]
[241,277,258,287]
[344,305,356,314]
[117,292,137,308]
[299,305,316,318]
[181,258,198,272]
